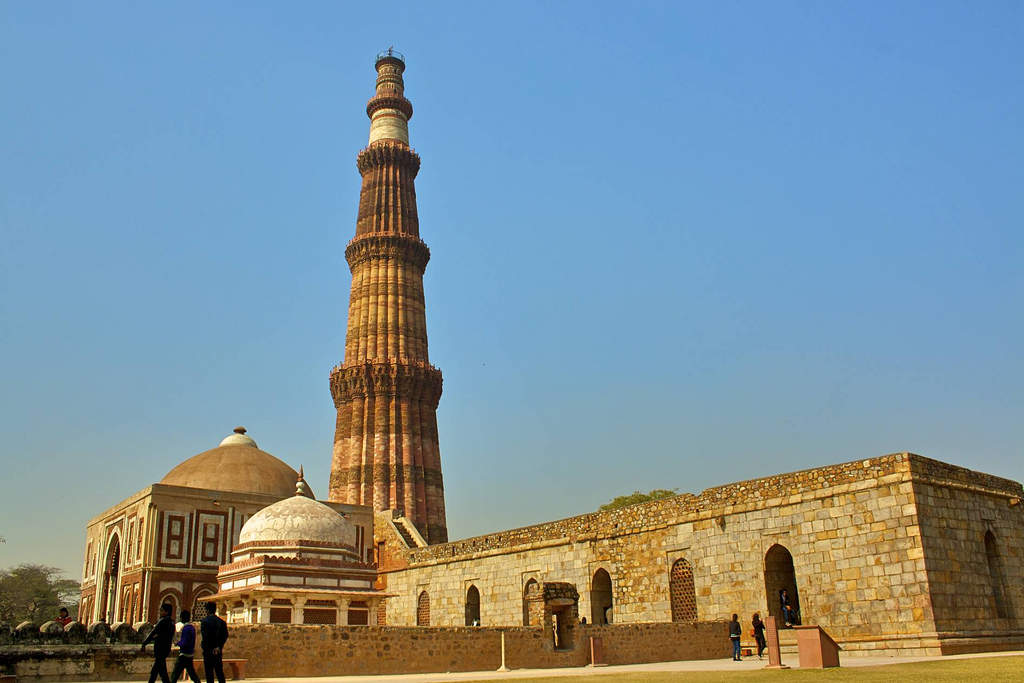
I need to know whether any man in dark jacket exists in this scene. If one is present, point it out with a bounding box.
[199,602,228,683]
[140,603,175,683]
[728,613,742,661]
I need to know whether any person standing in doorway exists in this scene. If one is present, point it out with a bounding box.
[140,603,175,683]
[780,589,796,626]
[752,612,767,659]
[170,609,199,683]
[729,613,742,661]
[199,603,228,683]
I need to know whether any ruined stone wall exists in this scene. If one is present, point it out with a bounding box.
[908,455,1024,650]
[382,454,958,655]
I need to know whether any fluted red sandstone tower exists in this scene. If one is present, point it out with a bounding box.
[328,51,447,544]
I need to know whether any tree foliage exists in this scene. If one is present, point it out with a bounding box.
[599,488,679,511]
[0,564,80,625]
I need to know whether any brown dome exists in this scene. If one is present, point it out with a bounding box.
[160,429,314,499]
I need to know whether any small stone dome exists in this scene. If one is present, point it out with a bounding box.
[239,490,356,547]
[161,428,314,499]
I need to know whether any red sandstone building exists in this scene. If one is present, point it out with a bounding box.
[78,428,373,625]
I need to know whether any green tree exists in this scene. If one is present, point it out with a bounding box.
[0,564,80,625]
[599,488,679,511]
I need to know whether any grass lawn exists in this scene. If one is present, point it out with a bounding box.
[461,655,1023,682]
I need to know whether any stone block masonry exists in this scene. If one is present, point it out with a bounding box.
[378,453,1024,657]
[1,622,727,680]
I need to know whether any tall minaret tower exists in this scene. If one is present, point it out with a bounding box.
[329,50,448,545]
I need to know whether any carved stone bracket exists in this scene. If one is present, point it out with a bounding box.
[345,233,430,272]
[366,94,413,120]
[330,360,443,407]
[356,142,421,176]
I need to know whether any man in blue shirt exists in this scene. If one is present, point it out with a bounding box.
[171,609,200,683]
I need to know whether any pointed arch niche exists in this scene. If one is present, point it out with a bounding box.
[985,531,1010,619]
[590,568,613,625]
[669,558,698,622]
[464,585,481,626]
[764,543,801,625]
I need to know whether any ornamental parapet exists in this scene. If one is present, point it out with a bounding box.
[345,233,430,271]
[366,94,413,120]
[356,141,420,175]
[218,554,376,573]
[329,359,443,407]
[232,539,358,555]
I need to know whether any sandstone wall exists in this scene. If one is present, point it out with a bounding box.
[381,454,952,655]
[223,622,726,677]
[908,456,1024,652]
[1,622,727,680]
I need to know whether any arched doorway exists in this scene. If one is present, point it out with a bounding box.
[985,531,1009,619]
[669,558,697,622]
[416,591,430,626]
[590,568,613,625]
[764,544,800,626]
[465,585,481,626]
[523,579,539,626]
[100,534,121,623]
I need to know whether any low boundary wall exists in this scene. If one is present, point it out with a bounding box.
[1,621,728,680]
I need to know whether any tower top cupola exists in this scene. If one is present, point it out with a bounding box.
[367,47,413,145]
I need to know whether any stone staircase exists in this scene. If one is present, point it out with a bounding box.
[391,516,427,548]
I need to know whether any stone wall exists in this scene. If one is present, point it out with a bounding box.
[1,622,727,680]
[378,453,1024,656]
[908,456,1024,652]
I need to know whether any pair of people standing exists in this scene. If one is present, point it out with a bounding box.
[728,612,768,661]
[140,602,229,683]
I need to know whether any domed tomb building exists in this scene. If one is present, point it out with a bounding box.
[212,479,390,625]
[78,428,374,625]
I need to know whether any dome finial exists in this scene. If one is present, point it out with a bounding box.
[234,426,247,434]
[296,466,311,498]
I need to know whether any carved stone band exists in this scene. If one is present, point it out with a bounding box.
[345,234,430,272]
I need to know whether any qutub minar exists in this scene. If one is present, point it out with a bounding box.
[327,50,448,545]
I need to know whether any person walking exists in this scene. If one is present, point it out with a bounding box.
[729,613,742,661]
[170,609,200,683]
[199,602,228,683]
[140,603,175,683]
[752,612,767,659]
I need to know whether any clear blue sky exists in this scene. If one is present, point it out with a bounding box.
[2,2,1021,579]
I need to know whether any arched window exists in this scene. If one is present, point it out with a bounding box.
[465,585,481,626]
[670,558,697,622]
[591,568,613,625]
[523,579,539,626]
[764,544,801,626]
[191,587,215,621]
[159,593,179,621]
[416,591,430,626]
[985,531,1009,619]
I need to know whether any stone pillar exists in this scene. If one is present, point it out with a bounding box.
[293,598,307,625]
[337,598,351,626]
[328,51,448,545]
[255,598,273,624]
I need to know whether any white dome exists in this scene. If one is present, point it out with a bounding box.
[239,494,356,547]
[219,432,258,447]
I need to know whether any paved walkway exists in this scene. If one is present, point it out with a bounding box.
[234,650,1023,682]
